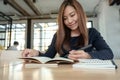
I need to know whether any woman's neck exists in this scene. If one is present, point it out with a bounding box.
[71,29,80,37]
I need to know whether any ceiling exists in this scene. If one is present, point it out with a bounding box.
[0,0,119,20]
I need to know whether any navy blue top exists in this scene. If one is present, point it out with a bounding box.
[40,28,114,60]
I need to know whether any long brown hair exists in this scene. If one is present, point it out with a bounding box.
[56,0,88,55]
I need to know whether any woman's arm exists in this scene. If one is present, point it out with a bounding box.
[40,33,57,58]
[22,33,57,58]
[88,28,114,60]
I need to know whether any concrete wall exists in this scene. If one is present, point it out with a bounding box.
[97,0,120,59]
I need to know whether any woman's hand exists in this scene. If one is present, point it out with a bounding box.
[22,49,40,57]
[68,50,91,60]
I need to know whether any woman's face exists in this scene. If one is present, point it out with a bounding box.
[63,5,78,30]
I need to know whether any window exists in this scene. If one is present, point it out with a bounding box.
[87,21,93,28]
[0,23,26,50]
[0,24,6,49]
[10,23,26,50]
[33,22,58,51]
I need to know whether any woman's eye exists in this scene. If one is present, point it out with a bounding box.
[71,13,75,17]
[63,17,67,20]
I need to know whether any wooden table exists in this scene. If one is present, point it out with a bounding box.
[0,58,120,80]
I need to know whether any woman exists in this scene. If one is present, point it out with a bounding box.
[22,0,113,60]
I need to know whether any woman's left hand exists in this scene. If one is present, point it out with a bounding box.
[68,50,91,60]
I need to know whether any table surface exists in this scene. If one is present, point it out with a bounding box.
[0,51,120,80]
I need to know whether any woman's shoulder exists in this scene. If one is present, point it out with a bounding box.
[88,28,99,34]
[88,28,102,39]
[88,28,97,31]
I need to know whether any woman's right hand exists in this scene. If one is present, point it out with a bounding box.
[22,49,40,57]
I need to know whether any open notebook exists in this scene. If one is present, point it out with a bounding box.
[72,59,117,69]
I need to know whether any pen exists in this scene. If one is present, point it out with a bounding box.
[78,44,92,50]
[64,44,92,58]
[65,44,92,53]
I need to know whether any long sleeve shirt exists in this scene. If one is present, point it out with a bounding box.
[40,28,114,60]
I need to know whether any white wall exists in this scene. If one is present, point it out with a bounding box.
[97,0,120,59]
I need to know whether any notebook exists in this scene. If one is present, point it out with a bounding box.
[72,59,117,69]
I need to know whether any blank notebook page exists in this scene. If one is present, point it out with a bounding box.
[72,59,117,69]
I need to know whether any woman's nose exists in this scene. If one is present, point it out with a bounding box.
[68,17,73,23]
